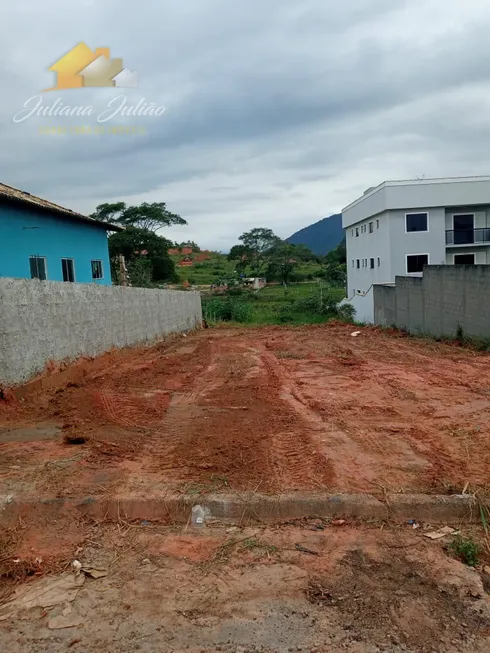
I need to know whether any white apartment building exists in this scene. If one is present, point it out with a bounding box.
[342,176,490,323]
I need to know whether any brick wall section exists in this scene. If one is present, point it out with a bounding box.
[373,265,490,339]
[0,278,202,386]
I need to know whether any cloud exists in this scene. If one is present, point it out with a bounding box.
[2,0,490,250]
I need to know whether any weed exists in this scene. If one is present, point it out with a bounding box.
[449,535,480,567]
[276,351,303,359]
[240,537,278,555]
[456,323,465,343]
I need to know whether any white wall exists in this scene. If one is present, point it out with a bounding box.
[388,208,447,277]
[345,210,391,298]
[344,287,375,324]
[445,248,489,264]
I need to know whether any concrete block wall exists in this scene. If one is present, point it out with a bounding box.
[373,265,490,339]
[0,278,202,386]
[373,285,396,326]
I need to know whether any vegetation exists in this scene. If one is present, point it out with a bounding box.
[91,201,187,231]
[228,227,282,276]
[95,201,185,287]
[449,535,480,567]
[202,282,351,326]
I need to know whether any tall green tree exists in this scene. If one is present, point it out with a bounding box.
[322,238,347,286]
[228,228,281,276]
[108,227,178,285]
[91,201,187,232]
[267,243,314,284]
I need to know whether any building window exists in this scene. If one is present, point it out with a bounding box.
[29,256,47,280]
[407,254,429,273]
[376,219,379,229]
[61,258,75,282]
[406,212,428,232]
[356,227,359,237]
[352,259,354,267]
[351,229,354,237]
[369,222,373,233]
[377,257,380,266]
[370,258,375,269]
[91,260,104,280]
[356,259,360,269]
[454,254,475,265]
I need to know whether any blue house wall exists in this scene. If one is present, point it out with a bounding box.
[0,202,112,285]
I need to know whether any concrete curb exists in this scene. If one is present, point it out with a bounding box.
[0,492,479,526]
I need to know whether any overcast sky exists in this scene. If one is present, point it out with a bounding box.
[2,0,490,251]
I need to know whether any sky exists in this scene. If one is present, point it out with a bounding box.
[2,1,490,251]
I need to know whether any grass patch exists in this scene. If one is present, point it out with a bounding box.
[449,535,480,567]
[202,283,352,326]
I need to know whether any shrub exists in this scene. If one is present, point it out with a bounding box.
[337,303,356,322]
[449,535,479,567]
[230,301,254,322]
[203,298,254,323]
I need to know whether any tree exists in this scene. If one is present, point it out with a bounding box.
[322,239,347,286]
[152,255,179,283]
[91,201,187,232]
[228,228,281,276]
[267,243,314,285]
[174,241,200,252]
[108,227,177,285]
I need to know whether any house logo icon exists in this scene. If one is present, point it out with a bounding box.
[44,42,138,92]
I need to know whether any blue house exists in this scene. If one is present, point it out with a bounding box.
[0,183,123,285]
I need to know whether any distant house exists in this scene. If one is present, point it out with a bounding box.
[178,256,194,267]
[243,277,267,290]
[0,183,123,284]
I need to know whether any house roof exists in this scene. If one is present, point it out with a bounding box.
[0,183,124,231]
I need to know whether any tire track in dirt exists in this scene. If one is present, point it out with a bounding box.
[259,345,405,492]
[258,347,336,490]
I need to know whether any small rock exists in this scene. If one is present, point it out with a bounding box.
[141,558,151,564]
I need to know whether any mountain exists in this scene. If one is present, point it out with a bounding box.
[286,213,344,256]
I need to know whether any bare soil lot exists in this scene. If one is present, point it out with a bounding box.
[1,520,490,653]
[1,323,490,500]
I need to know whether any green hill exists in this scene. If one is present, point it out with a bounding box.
[286,213,343,256]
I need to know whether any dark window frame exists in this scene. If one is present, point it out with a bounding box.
[91,260,104,280]
[454,254,475,265]
[406,253,429,273]
[61,258,76,282]
[405,212,428,233]
[370,258,375,269]
[29,255,47,280]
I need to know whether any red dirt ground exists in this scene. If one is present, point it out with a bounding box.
[1,323,490,499]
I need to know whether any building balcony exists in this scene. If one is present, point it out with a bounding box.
[446,229,490,246]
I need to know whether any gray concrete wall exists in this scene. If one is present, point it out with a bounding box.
[373,265,490,339]
[373,285,396,326]
[0,278,202,386]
